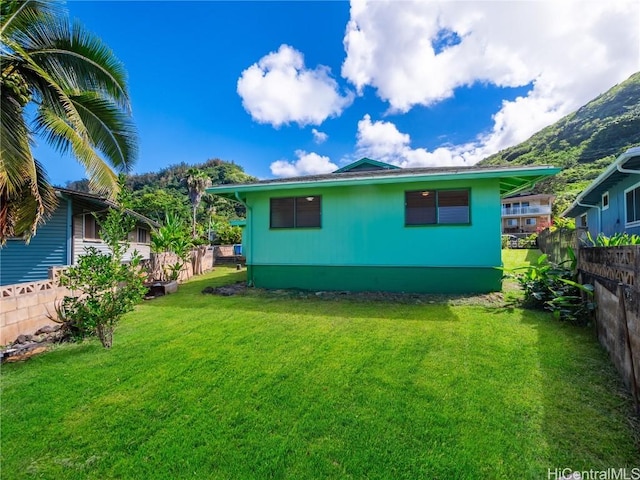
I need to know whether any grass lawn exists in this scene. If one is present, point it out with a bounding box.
[2,250,638,479]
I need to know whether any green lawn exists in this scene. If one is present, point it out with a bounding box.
[2,251,638,479]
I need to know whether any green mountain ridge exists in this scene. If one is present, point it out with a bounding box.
[479,71,640,214]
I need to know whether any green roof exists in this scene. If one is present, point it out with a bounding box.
[208,164,560,199]
[333,158,401,173]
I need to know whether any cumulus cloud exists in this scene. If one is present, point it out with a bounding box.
[312,128,328,144]
[237,44,354,127]
[343,0,639,162]
[355,115,469,168]
[270,150,338,177]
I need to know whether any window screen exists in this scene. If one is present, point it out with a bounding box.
[270,196,321,228]
[405,189,470,226]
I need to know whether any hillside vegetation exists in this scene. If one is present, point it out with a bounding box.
[66,158,256,223]
[480,71,640,214]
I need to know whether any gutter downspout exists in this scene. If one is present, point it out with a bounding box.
[59,193,73,265]
[576,200,601,235]
[234,191,254,287]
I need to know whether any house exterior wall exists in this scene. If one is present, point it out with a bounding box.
[574,175,640,238]
[0,200,70,286]
[501,194,553,234]
[72,214,151,263]
[242,178,502,293]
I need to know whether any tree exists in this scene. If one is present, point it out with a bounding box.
[185,168,211,238]
[0,0,137,241]
[57,181,147,348]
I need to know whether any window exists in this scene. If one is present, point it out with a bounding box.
[525,218,536,226]
[405,189,470,226]
[506,219,518,227]
[270,196,321,228]
[83,214,101,240]
[137,227,149,243]
[579,214,588,227]
[626,183,640,225]
[602,191,609,211]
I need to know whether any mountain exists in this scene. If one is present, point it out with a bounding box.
[479,71,640,214]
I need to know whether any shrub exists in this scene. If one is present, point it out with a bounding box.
[587,232,640,246]
[508,249,595,325]
[58,181,147,348]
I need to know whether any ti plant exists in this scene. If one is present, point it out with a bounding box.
[508,248,595,326]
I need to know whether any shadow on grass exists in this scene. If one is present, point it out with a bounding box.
[524,248,542,264]
[519,309,640,466]
[143,268,459,322]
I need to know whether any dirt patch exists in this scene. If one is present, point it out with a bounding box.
[202,281,248,296]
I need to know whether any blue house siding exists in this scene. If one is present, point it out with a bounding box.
[578,175,640,238]
[0,201,70,286]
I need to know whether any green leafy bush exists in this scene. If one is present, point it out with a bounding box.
[58,182,147,348]
[508,249,595,325]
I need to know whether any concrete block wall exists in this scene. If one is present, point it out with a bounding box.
[0,280,67,345]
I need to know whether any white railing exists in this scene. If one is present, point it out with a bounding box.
[502,206,552,216]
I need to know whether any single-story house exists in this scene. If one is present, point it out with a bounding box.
[207,159,559,294]
[0,188,158,286]
[562,146,640,237]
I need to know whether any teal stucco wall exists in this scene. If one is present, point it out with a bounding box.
[242,178,503,293]
[0,200,70,286]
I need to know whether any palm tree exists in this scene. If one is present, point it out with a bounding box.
[185,168,211,238]
[0,0,137,241]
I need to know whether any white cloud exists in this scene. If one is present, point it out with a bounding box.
[355,115,468,167]
[270,150,338,177]
[237,44,354,127]
[343,0,640,163]
[312,128,328,144]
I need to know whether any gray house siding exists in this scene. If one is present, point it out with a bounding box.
[0,200,70,286]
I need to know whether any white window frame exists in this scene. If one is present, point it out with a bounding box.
[525,218,536,226]
[579,213,588,228]
[625,181,640,227]
[506,218,518,227]
[601,191,609,211]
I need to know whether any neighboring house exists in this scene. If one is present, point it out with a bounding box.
[207,158,559,294]
[563,146,640,238]
[0,188,158,286]
[501,193,555,234]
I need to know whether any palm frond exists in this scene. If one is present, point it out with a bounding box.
[70,91,138,171]
[17,14,131,108]
[35,106,120,197]
[0,0,63,38]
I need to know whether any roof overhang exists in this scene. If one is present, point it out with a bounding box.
[56,188,160,228]
[562,146,640,218]
[207,165,560,200]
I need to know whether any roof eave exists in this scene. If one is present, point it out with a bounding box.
[562,146,640,218]
[207,166,560,197]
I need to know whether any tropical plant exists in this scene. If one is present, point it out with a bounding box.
[506,248,595,325]
[150,212,193,281]
[185,169,211,238]
[586,232,640,246]
[57,187,146,348]
[0,0,137,241]
[549,216,575,232]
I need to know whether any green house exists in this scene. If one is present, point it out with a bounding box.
[208,159,559,293]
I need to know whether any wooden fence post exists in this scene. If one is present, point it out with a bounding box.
[619,282,639,414]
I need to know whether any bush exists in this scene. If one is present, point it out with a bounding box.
[58,181,147,348]
[508,249,595,325]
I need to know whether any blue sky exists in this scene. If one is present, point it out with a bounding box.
[38,1,639,186]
